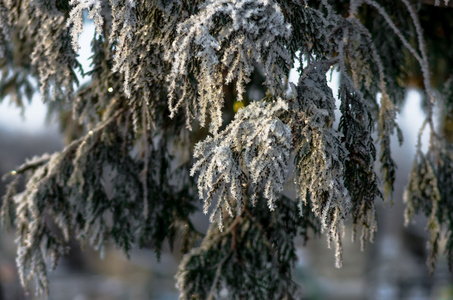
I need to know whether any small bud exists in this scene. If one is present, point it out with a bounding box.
[88,130,93,135]
[11,170,17,175]
[108,87,113,93]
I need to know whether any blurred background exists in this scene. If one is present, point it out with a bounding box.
[1,18,453,300]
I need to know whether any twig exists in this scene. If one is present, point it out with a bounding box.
[64,108,126,153]
[4,154,51,179]
[221,213,243,237]
[3,108,125,180]
[363,0,423,64]
[207,250,233,300]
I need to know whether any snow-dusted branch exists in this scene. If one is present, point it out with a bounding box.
[67,0,104,52]
[166,0,292,132]
[191,99,292,230]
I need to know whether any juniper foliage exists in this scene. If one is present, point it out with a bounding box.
[1,0,453,298]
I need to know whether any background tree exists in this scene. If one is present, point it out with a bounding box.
[1,0,453,298]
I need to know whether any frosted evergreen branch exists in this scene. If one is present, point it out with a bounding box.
[2,154,51,179]
[291,61,350,268]
[400,0,440,155]
[109,0,137,97]
[404,142,442,272]
[0,109,125,294]
[347,17,387,95]
[19,0,83,102]
[191,99,292,229]
[400,0,433,103]
[67,0,104,52]
[177,197,307,299]
[338,73,380,249]
[404,113,453,271]
[166,0,291,132]
[333,12,402,201]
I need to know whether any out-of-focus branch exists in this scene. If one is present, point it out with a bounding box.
[422,0,453,8]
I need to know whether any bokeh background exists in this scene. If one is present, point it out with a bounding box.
[1,19,453,300]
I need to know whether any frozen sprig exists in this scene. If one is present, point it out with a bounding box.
[290,61,350,268]
[5,153,71,295]
[166,0,292,132]
[1,110,198,294]
[404,126,453,272]
[109,0,137,97]
[24,0,82,101]
[338,74,380,249]
[191,98,292,230]
[67,0,104,52]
